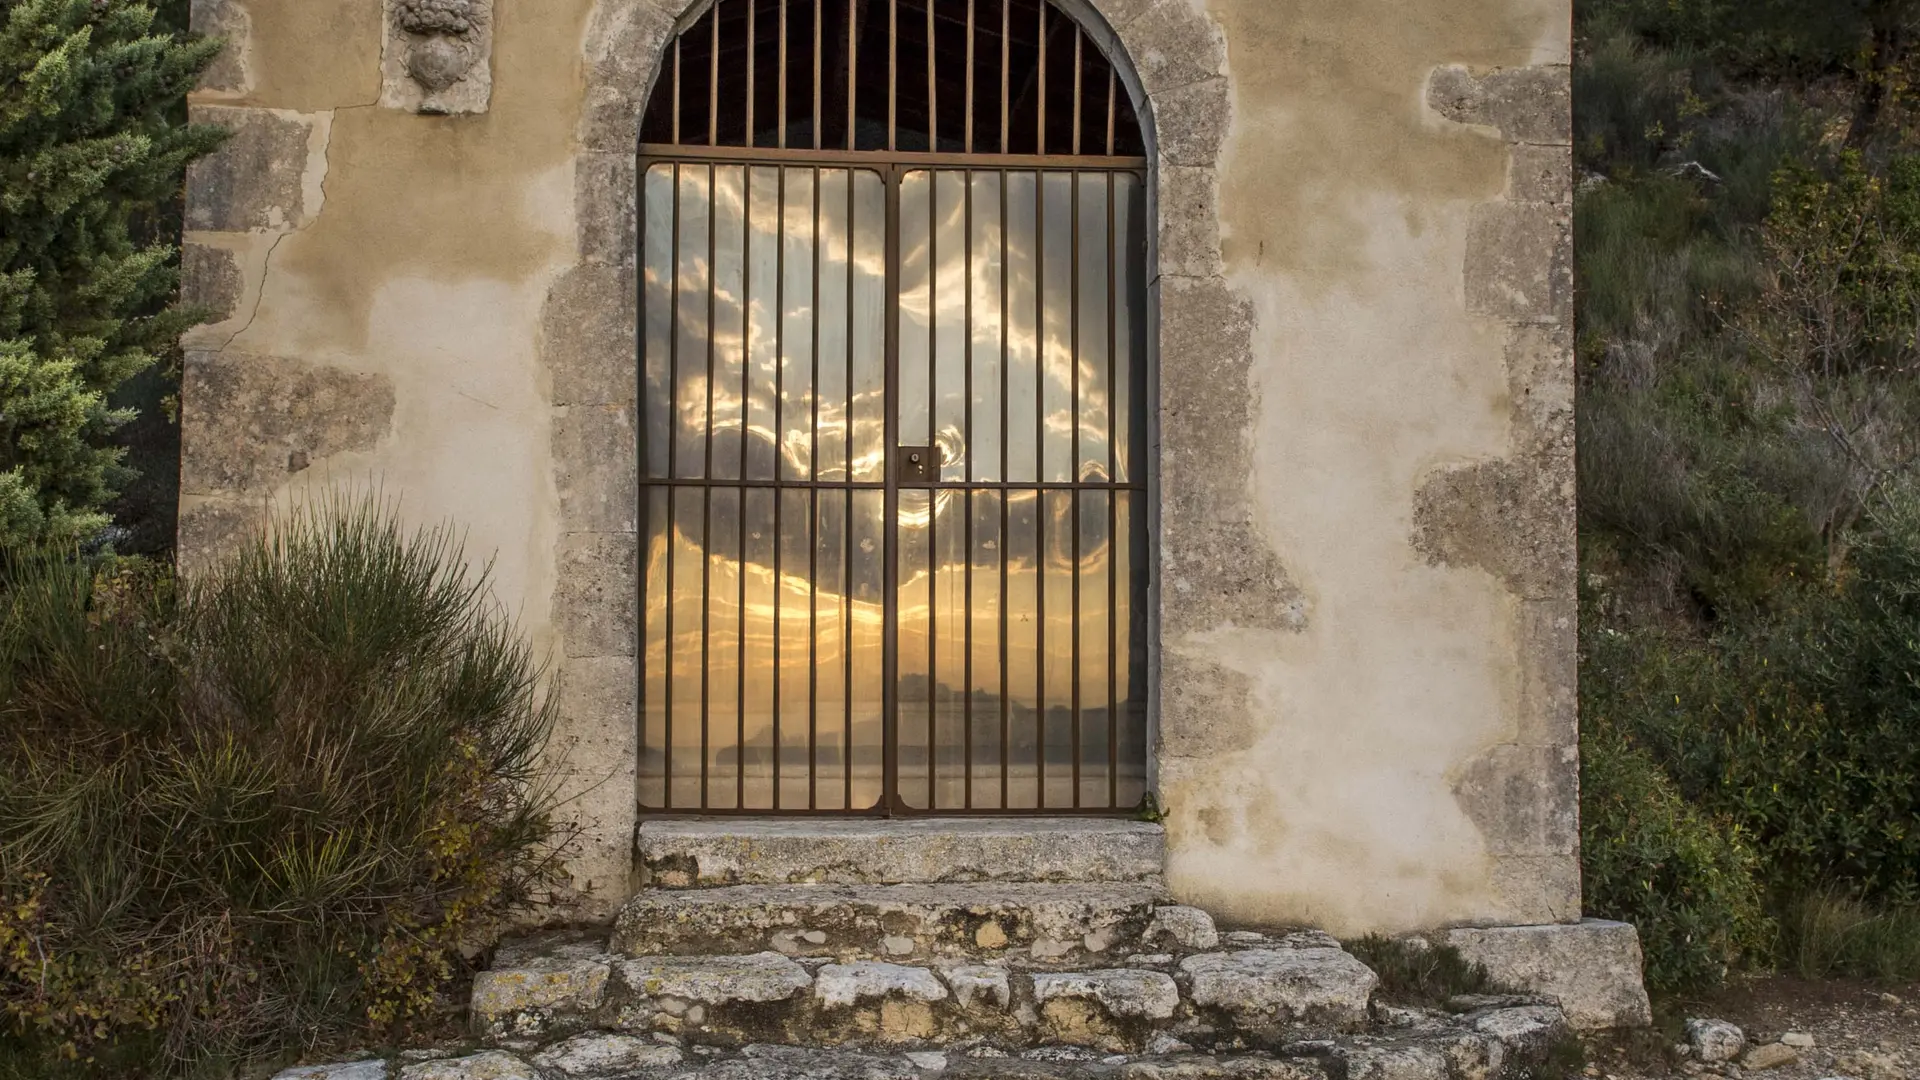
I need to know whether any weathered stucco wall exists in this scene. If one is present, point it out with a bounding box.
[180,0,1574,932]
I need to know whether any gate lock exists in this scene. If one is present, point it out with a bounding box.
[898,446,937,484]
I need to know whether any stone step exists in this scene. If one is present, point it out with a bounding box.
[637,818,1167,888]
[471,935,1566,1062]
[612,882,1184,963]
[462,934,1573,1078]
[289,1014,1575,1080]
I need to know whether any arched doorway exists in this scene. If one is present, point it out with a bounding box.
[638,0,1150,815]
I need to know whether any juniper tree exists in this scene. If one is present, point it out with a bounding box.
[0,0,221,546]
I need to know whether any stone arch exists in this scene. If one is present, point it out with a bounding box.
[538,0,1256,913]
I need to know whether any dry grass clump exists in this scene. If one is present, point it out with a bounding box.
[0,500,569,1078]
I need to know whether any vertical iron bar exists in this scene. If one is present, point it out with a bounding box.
[1033,167,1045,807]
[888,0,897,151]
[998,166,1009,809]
[814,0,823,150]
[1035,4,1045,155]
[964,0,975,155]
[882,163,901,813]
[710,7,721,145]
[673,38,683,144]
[847,0,858,150]
[925,170,936,808]
[772,164,786,807]
[747,0,757,146]
[999,0,1009,155]
[844,166,857,807]
[779,0,789,149]
[738,162,752,809]
[809,484,820,809]
[1072,34,1082,156]
[638,157,651,807]
[702,164,719,808]
[810,165,822,809]
[1106,170,1118,809]
[926,0,936,149]
[665,164,682,803]
[963,168,973,809]
[1069,170,1080,808]
[1106,67,1117,156]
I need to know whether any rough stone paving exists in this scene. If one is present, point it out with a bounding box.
[278,913,1578,1080]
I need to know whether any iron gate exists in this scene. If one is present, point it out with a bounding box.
[637,0,1150,815]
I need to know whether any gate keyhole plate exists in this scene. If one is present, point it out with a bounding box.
[898,445,937,484]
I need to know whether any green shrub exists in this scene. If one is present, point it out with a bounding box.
[1592,497,1920,903]
[0,501,566,1077]
[0,1,224,547]
[1579,614,1773,993]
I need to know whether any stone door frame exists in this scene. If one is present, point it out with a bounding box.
[544,0,1251,912]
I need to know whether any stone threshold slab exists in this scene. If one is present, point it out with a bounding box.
[612,881,1172,963]
[638,817,1166,888]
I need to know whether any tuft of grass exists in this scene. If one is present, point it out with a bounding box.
[1520,1032,1590,1080]
[1777,889,1920,981]
[1344,935,1500,1006]
[0,497,572,1077]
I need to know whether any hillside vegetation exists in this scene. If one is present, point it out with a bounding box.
[1575,0,1920,992]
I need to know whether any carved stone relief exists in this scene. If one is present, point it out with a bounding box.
[381,0,493,114]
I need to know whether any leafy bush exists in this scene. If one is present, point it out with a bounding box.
[1593,498,1920,904]
[1577,712,1772,993]
[0,1,223,546]
[0,501,565,1077]
[1578,0,1878,79]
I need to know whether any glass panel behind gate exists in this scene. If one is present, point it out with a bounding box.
[895,169,1148,811]
[641,162,887,811]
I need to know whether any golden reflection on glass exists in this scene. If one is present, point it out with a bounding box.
[1078,489,1110,806]
[815,170,850,483]
[1116,491,1148,806]
[711,166,747,481]
[968,490,1004,808]
[642,161,1148,812]
[669,488,705,806]
[931,488,968,807]
[675,166,712,478]
[933,172,968,480]
[1040,173,1074,485]
[1005,172,1039,484]
[1113,174,1142,485]
[777,487,813,807]
[895,488,931,809]
[705,488,741,807]
[1076,176,1111,484]
[848,489,887,806]
[780,170,816,482]
[849,174,887,484]
[745,167,781,482]
[813,489,849,807]
[643,165,675,479]
[739,486,776,806]
[1040,489,1075,808]
[640,486,669,806]
[1004,488,1039,808]
[898,173,931,448]
[969,173,1004,484]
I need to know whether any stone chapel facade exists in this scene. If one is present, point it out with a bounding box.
[180,0,1614,1000]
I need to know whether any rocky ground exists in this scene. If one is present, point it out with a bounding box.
[1583,979,1920,1080]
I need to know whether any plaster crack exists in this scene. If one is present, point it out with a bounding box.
[211,229,289,352]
